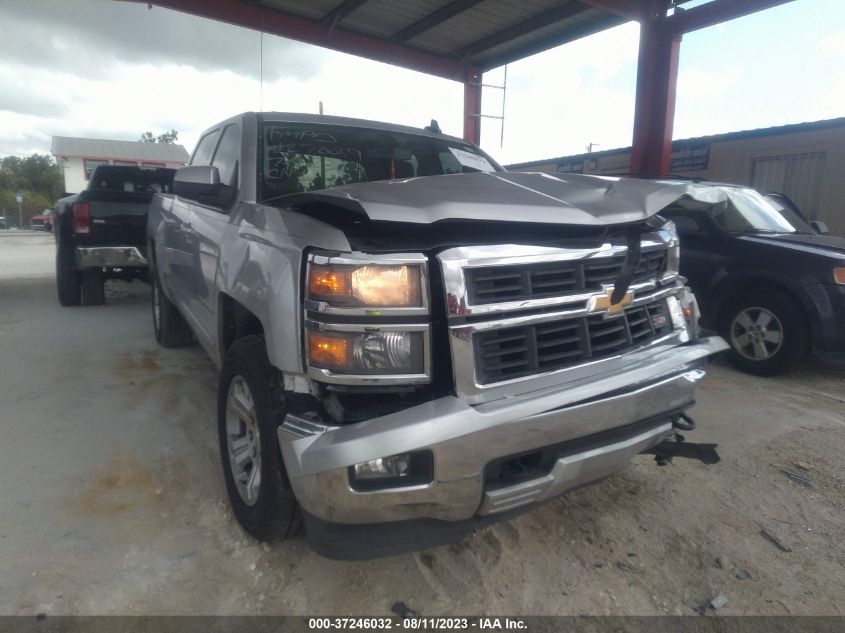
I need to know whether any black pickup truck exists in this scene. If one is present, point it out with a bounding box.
[55,165,176,306]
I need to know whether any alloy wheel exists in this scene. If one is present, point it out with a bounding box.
[225,376,262,506]
[730,307,784,361]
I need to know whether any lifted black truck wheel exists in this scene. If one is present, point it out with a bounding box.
[81,270,106,305]
[56,244,81,307]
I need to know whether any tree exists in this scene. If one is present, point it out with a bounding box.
[0,153,64,227]
[140,129,179,144]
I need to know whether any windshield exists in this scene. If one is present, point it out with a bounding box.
[713,186,813,234]
[260,122,503,202]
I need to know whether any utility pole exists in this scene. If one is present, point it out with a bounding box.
[15,192,23,229]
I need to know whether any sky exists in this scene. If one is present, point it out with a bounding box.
[0,0,843,166]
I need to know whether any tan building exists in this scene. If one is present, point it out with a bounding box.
[507,117,845,236]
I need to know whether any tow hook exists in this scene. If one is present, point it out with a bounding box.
[673,412,696,431]
[646,416,720,466]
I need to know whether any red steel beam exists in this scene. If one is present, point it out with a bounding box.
[130,0,470,81]
[463,67,482,145]
[666,0,797,35]
[629,11,681,176]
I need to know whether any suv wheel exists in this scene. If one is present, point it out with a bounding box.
[218,336,301,541]
[81,270,106,305]
[722,289,807,376]
[152,272,193,347]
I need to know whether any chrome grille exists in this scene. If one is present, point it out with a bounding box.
[473,299,673,384]
[465,250,666,305]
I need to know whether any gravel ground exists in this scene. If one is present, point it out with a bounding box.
[1,232,843,616]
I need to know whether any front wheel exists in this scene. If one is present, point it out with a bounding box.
[722,289,807,376]
[218,336,301,541]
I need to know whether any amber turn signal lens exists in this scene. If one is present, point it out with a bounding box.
[309,268,352,299]
[834,267,845,285]
[309,332,351,368]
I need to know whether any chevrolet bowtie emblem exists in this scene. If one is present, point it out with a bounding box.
[588,287,634,316]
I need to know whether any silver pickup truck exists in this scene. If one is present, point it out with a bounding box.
[147,112,727,559]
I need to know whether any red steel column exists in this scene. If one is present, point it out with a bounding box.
[463,67,482,145]
[630,9,681,176]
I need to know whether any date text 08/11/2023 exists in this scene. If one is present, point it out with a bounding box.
[307,617,528,630]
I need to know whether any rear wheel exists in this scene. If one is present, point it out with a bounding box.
[56,244,81,307]
[152,272,193,347]
[218,336,301,541]
[722,289,807,376]
[81,270,106,305]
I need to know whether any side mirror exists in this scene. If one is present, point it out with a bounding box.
[174,166,221,199]
[811,220,829,235]
[173,165,235,208]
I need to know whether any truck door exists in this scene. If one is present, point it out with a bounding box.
[188,123,242,340]
[166,127,221,346]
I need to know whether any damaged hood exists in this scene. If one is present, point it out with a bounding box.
[278,172,697,225]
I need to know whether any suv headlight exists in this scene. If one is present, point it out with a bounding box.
[304,252,431,385]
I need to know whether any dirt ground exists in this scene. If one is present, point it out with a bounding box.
[1,231,843,616]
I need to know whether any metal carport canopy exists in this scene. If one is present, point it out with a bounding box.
[124,0,796,175]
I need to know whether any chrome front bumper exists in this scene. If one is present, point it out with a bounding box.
[76,246,148,269]
[278,336,727,525]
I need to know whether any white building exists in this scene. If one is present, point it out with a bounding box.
[51,136,190,194]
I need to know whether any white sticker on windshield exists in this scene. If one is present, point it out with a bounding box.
[448,147,495,173]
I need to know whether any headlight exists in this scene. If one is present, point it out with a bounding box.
[308,328,426,375]
[305,252,431,385]
[307,258,425,311]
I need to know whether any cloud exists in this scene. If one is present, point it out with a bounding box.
[481,22,641,164]
[816,32,845,56]
[0,52,465,159]
[0,67,70,117]
[677,66,744,100]
[0,0,329,82]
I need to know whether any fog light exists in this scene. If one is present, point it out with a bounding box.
[349,451,434,492]
[353,455,411,480]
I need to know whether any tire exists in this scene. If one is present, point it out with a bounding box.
[81,270,106,305]
[56,244,81,307]
[218,336,301,541]
[152,271,193,347]
[721,288,807,376]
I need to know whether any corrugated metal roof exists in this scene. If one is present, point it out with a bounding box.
[260,0,627,70]
[51,136,190,163]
